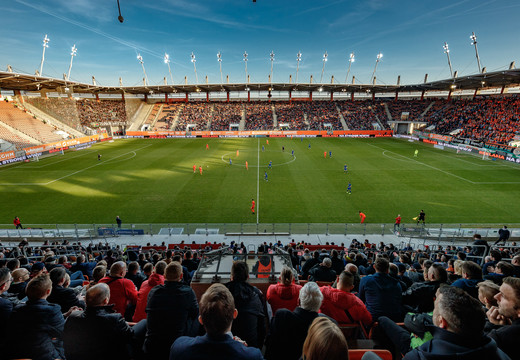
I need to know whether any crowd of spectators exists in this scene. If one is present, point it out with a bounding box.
[338,100,378,130]
[246,102,274,130]
[306,101,343,130]
[385,100,431,122]
[211,102,243,131]
[274,101,307,130]
[175,102,212,131]
[75,99,127,127]
[0,235,518,359]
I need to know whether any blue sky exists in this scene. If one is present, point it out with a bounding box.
[2,0,519,87]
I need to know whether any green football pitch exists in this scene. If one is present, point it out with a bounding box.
[1,137,519,225]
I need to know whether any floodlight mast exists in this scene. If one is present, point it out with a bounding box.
[345,52,355,84]
[443,42,453,78]
[243,51,248,83]
[39,35,50,76]
[67,44,77,81]
[470,32,482,73]
[164,53,174,85]
[371,52,383,83]
[270,51,275,84]
[137,54,148,86]
[191,52,198,84]
[217,52,223,84]
[296,51,302,84]
[320,51,328,83]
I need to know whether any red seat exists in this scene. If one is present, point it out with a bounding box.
[348,349,392,360]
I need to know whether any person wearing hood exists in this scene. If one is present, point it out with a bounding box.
[403,285,510,360]
[225,261,266,349]
[267,266,302,315]
[132,260,166,322]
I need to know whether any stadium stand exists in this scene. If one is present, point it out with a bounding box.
[0,101,64,144]
[211,102,243,131]
[175,102,212,131]
[386,99,432,122]
[76,99,128,127]
[338,100,379,130]
[155,103,183,130]
[306,101,343,130]
[275,101,307,130]
[24,97,83,132]
[246,102,274,130]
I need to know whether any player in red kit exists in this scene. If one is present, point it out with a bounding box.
[251,199,255,214]
[245,161,248,170]
[206,143,209,150]
[199,166,203,175]
[359,211,366,223]
[324,151,327,158]
[394,214,401,233]
[193,164,196,173]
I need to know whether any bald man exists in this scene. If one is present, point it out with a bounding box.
[64,283,134,360]
[99,261,138,316]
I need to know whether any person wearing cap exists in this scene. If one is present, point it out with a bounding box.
[30,262,46,278]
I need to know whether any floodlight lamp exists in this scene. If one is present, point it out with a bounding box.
[42,35,50,48]
[450,84,456,89]
[270,51,275,61]
[71,45,77,56]
[191,52,196,63]
[164,53,170,64]
[268,87,272,91]
[349,52,355,62]
[297,51,302,61]
[377,53,383,60]
[470,32,477,44]
[323,52,328,61]
[64,87,69,91]
[196,88,201,92]
[443,43,449,53]
[137,54,143,63]
[217,52,222,62]
[243,51,248,61]
[245,86,250,91]
[318,87,323,92]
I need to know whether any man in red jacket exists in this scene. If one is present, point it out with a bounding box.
[319,271,372,326]
[99,261,138,317]
[133,261,166,322]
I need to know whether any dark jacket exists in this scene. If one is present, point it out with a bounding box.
[63,306,134,360]
[358,272,403,321]
[403,327,510,360]
[170,334,264,360]
[331,257,344,276]
[451,278,481,298]
[0,295,13,343]
[125,271,146,290]
[7,299,65,360]
[70,261,97,279]
[7,281,27,300]
[301,258,320,279]
[402,281,443,313]
[225,281,266,349]
[485,317,520,360]
[308,264,337,282]
[265,307,324,360]
[47,285,86,313]
[183,259,199,273]
[144,280,199,359]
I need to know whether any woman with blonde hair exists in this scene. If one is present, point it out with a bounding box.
[301,317,349,360]
[266,266,302,315]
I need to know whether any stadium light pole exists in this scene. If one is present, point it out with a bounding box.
[66,44,77,81]
[270,51,275,83]
[39,34,50,76]
[164,53,174,85]
[371,52,383,84]
[191,52,199,84]
[320,51,328,83]
[137,53,148,86]
[345,52,355,84]
[243,51,248,83]
[443,42,453,78]
[296,51,302,83]
[217,52,223,84]
[470,32,482,74]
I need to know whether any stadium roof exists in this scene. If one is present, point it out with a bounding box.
[1,68,520,95]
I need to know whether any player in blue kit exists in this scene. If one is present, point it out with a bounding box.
[264,172,268,182]
[268,160,272,169]
[344,164,348,173]
[347,182,352,195]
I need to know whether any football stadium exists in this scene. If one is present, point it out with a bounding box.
[0,1,519,359]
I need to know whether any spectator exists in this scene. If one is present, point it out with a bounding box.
[359,257,403,321]
[512,255,520,278]
[478,280,500,309]
[329,249,344,276]
[320,271,372,326]
[126,261,146,290]
[266,266,302,315]
[63,283,134,360]
[308,257,337,282]
[98,261,138,317]
[133,260,166,322]
[483,250,502,275]
[485,261,516,285]
[344,263,361,292]
[144,262,199,359]
[225,261,266,349]
[252,246,272,279]
[6,274,67,360]
[403,263,447,313]
[86,265,106,290]
[0,267,13,327]
[403,286,509,360]
[47,267,85,313]
[451,261,482,298]
[170,283,263,360]
[485,277,520,359]
[494,226,510,246]
[183,250,198,273]
[301,317,349,360]
[70,254,97,279]
[265,282,327,360]
[301,251,321,280]
[8,267,30,299]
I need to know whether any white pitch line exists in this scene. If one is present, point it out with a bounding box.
[371,143,520,185]
[0,144,152,186]
[256,138,260,224]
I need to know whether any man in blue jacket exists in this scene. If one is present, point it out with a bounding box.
[170,283,263,360]
[451,261,482,298]
[403,286,510,360]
